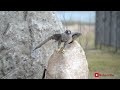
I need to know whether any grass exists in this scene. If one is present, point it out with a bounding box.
[76,29,120,79]
[86,50,120,79]
[78,31,95,49]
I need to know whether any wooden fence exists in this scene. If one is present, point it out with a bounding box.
[95,11,120,52]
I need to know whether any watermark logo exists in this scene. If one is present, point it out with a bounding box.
[94,72,114,79]
[94,72,99,77]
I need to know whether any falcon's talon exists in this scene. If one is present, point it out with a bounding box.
[61,49,65,53]
[58,48,65,53]
[55,49,61,53]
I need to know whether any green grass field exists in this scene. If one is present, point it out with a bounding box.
[86,50,120,79]
[77,30,120,79]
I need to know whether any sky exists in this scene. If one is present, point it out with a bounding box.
[56,11,96,23]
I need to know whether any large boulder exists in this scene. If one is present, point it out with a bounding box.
[45,41,89,79]
[0,11,63,79]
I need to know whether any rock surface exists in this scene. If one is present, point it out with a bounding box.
[45,41,89,79]
[0,11,63,79]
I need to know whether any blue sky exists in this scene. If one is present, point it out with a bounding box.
[56,11,96,23]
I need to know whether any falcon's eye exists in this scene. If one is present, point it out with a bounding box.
[68,31,71,34]
[65,30,71,34]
